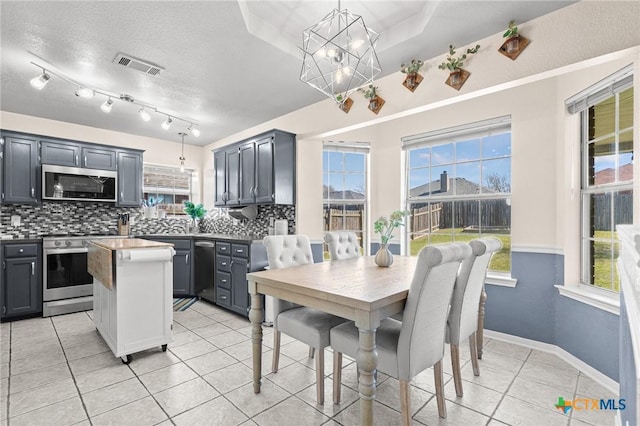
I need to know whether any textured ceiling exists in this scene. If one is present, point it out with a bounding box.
[0,1,573,146]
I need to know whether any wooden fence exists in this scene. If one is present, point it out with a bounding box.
[410,204,442,239]
[410,199,511,236]
[324,207,364,234]
[592,192,634,231]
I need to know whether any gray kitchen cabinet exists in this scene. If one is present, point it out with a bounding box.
[144,237,193,296]
[81,147,117,170]
[1,242,42,320]
[230,250,249,315]
[1,133,39,204]
[116,150,143,207]
[41,140,81,167]
[214,147,240,207]
[212,129,295,207]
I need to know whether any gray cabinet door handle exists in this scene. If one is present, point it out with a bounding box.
[185,254,189,264]
[221,279,227,283]
[75,154,78,165]
[221,262,227,266]
[31,262,35,275]
[18,248,24,253]
[236,249,243,253]
[31,188,35,198]
[84,156,87,166]
[120,191,124,199]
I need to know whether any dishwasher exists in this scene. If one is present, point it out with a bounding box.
[194,240,216,303]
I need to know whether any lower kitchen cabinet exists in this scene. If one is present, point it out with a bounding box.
[143,237,193,297]
[1,242,42,320]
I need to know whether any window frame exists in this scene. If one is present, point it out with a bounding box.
[402,116,513,275]
[322,142,370,256]
[143,163,195,216]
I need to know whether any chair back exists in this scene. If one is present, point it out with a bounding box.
[263,235,314,269]
[397,242,472,380]
[324,231,360,261]
[263,235,315,321]
[448,238,502,344]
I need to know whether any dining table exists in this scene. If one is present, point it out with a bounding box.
[247,255,418,425]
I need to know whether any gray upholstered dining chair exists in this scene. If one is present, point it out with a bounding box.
[263,235,347,405]
[330,242,472,424]
[324,231,360,261]
[447,238,502,397]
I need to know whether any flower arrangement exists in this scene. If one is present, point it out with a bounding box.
[374,210,409,245]
[400,59,424,75]
[503,20,519,38]
[183,201,206,222]
[438,44,480,72]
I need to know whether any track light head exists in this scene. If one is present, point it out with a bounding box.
[30,71,50,90]
[188,125,200,137]
[75,87,94,98]
[139,108,151,122]
[100,98,113,113]
[161,116,173,130]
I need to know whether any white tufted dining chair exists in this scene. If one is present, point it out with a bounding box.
[447,238,502,397]
[330,243,472,424]
[262,235,347,405]
[324,231,360,261]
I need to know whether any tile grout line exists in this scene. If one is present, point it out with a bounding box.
[485,346,532,424]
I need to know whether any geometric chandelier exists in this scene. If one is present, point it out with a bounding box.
[300,1,381,106]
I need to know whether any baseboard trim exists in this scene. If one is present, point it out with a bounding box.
[484,329,619,394]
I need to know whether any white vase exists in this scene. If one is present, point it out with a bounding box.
[374,244,393,267]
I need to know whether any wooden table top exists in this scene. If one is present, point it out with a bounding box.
[247,255,418,312]
[89,238,173,251]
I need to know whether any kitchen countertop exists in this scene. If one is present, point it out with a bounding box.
[0,237,42,244]
[139,233,264,243]
[90,238,174,251]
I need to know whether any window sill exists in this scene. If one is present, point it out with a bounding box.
[555,283,620,315]
[486,272,517,288]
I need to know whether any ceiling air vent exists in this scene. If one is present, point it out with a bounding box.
[113,53,164,76]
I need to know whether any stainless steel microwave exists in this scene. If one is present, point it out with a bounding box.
[42,164,117,202]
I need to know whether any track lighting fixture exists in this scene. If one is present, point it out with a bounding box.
[100,98,113,113]
[187,124,200,137]
[161,116,173,130]
[75,87,95,98]
[139,108,151,122]
[30,69,51,90]
[28,60,200,136]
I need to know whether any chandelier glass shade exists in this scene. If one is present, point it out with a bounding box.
[300,6,381,105]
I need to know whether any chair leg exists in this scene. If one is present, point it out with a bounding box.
[450,343,463,397]
[469,333,480,376]
[309,346,315,359]
[316,348,324,405]
[434,360,447,419]
[333,351,342,404]
[399,379,411,426]
[272,330,281,373]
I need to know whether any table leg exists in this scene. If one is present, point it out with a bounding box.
[477,285,487,360]
[248,284,263,393]
[356,327,378,426]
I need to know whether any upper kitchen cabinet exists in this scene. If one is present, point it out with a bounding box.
[42,139,117,170]
[116,150,143,207]
[213,129,295,207]
[1,132,40,204]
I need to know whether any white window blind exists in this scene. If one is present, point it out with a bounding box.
[401,116,511,150]
[323,141,370,154]
[565,64,633,114]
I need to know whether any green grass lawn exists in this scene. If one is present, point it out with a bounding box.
[409,228,511,272]
[591,231,620,291]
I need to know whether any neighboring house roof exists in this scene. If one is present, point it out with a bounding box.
[593,163,633,185]
[324,189,365,200]
[410,177,494,197]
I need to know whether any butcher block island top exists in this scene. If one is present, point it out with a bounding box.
[88,238,174,289]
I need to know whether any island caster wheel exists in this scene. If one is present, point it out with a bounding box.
[161,344,168,352]
[121,355,132,365]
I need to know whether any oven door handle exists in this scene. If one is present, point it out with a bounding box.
[45,248,89,255]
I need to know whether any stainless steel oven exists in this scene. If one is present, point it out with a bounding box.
[42,235,122,317]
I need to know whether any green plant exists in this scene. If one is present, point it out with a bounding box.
[400,59,424,75]
[503,20,519,38]
[438,44,480,72]
[374,210,409,245]
[357,84,378,100]
[183,201,206,220]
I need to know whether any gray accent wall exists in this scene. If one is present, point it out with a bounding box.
[484,251,620,382]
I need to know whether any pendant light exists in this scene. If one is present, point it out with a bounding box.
[178,132,187,173]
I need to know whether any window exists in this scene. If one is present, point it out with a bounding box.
[578,77,634,292]
[143,164,193,215]
[403,117,512,272]
[323,142,369,256]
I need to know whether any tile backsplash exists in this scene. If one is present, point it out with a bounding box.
[0,202,295,238]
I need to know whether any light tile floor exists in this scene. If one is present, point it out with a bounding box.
[0,301,617,425]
